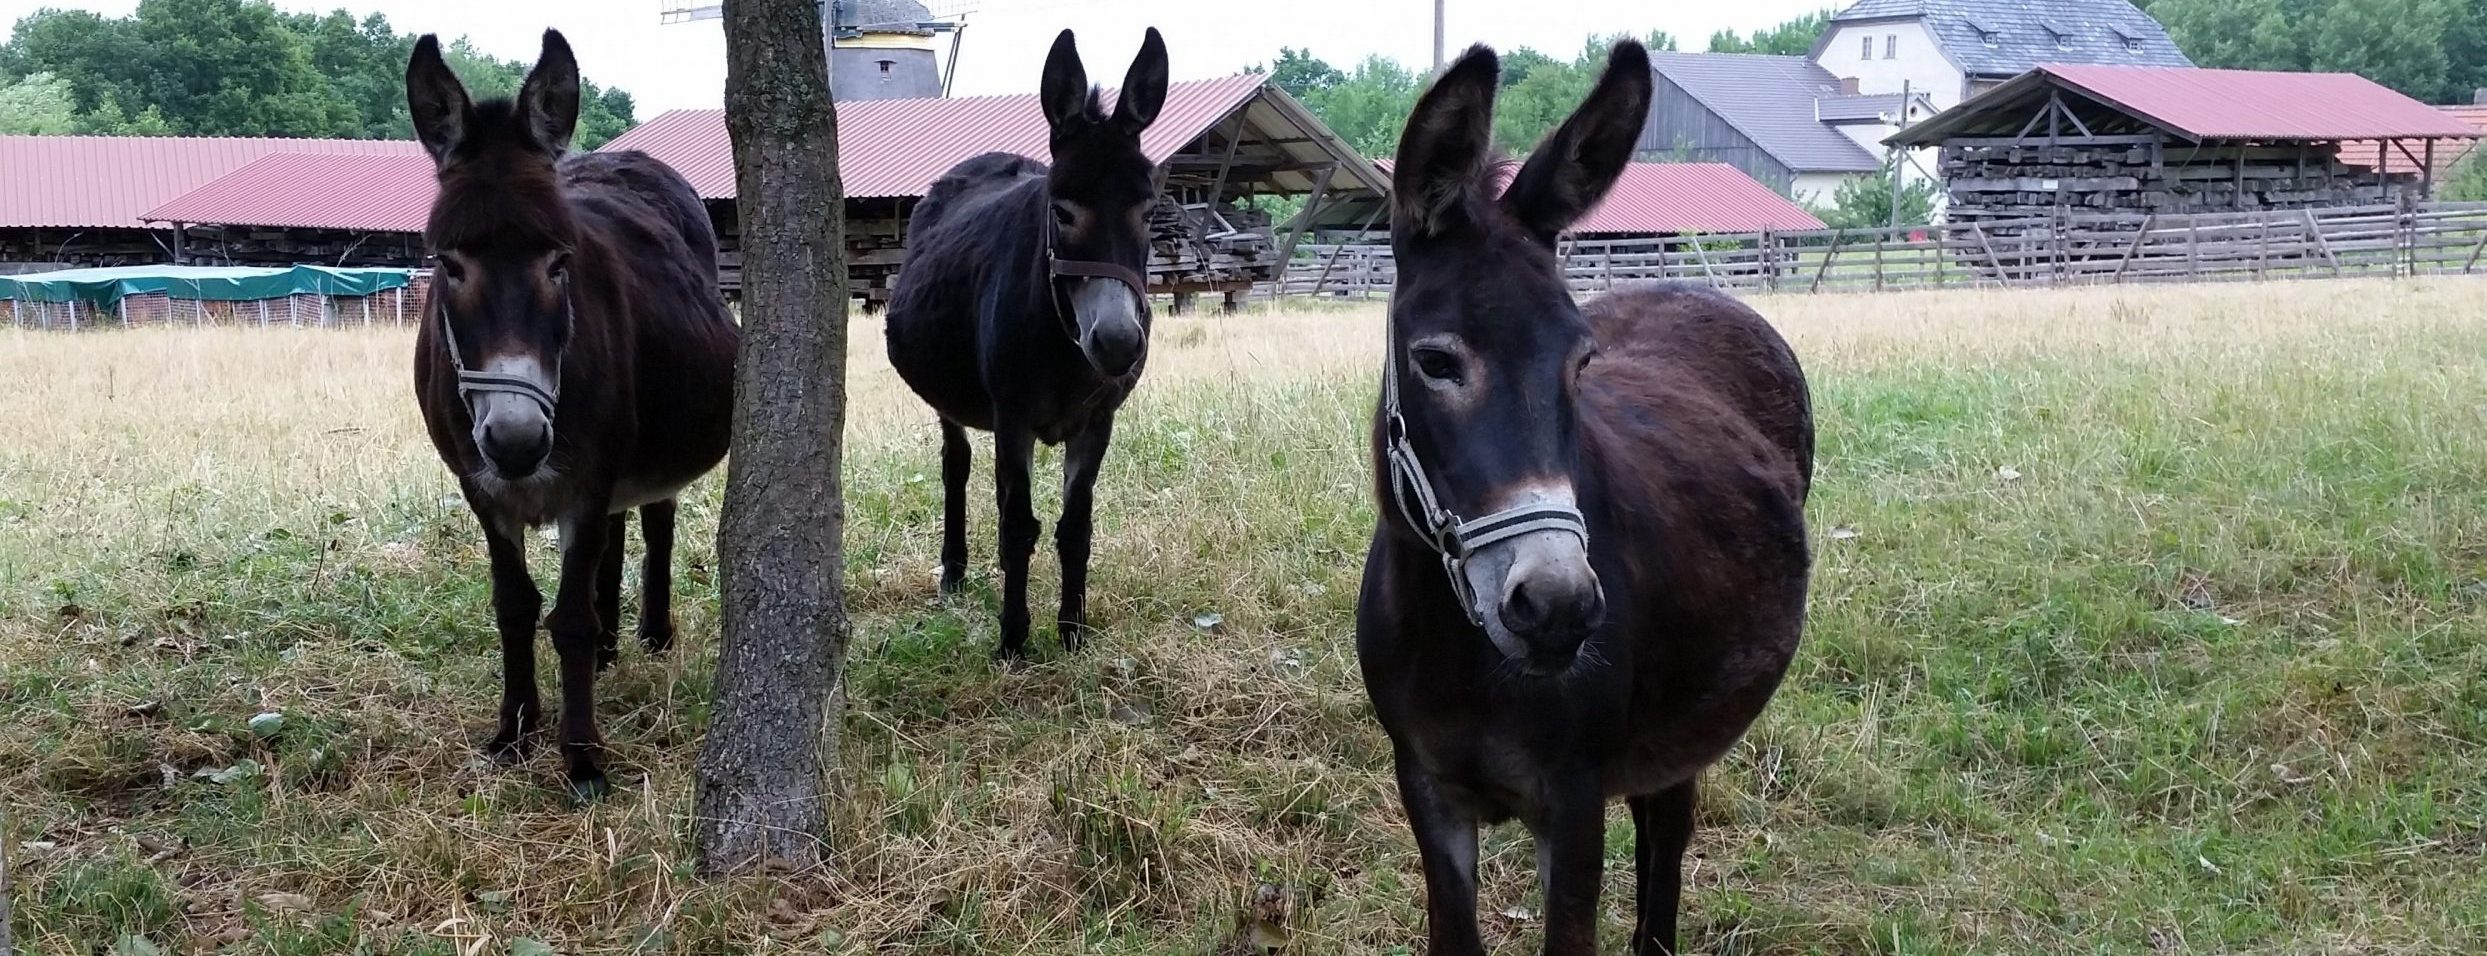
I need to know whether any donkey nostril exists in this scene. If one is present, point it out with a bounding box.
[1502,577,1549,633]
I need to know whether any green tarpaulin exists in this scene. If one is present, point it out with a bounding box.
[0,264,418,307]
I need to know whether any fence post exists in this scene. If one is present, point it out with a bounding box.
[1760,230,1776,293]
[2113,214,2156,281]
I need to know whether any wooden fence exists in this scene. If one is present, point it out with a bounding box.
[1270,201,2487,299]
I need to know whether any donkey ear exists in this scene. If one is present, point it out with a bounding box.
[1391,45,1501,241]
[518,29,582,154]
[1500,40,1652,246]
[1040,29,1092,132]
[405,34,473,164]
[1112,27,1169,135]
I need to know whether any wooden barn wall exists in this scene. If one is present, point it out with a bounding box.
[1638,72,1796,195]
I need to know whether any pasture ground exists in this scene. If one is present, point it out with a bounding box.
[3,279,2485,954]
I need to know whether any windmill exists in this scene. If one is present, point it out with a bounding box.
[661,0,980,98]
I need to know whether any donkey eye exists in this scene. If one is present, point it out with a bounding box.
[1578,348,1598,372]
[1053,203,1077,229]
[546,253,571,283]
[1411,346,1463,384]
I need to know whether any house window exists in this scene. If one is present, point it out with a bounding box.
[1862,35,1874,59]
[877,59,895,74]
[2125,38,2143,53]
[1885,34,1898,59]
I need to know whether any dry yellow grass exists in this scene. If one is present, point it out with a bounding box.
[4,277,2486,954]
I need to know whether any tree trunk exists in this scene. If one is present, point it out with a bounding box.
[695,0,850,875]
[2,808,13,956]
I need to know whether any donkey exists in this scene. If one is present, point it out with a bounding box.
[407,30,738,800]
[884,27,1169,659]
[1356,41,1815,955]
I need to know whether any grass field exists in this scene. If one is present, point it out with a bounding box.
[4,278,2485,955]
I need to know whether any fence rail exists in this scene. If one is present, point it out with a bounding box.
[1270,201,2487,299]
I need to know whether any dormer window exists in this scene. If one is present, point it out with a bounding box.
[1965,16,2001,47]
[2110,24,2144,54]
[877,59,895,74]
[2042,20,2074,50]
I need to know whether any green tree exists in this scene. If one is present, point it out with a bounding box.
[79,93,176,134]
[289,10,414,137]
[0,71,80,133]
[2149,0,2307,71]
[1813,158,1940,229]
[1707,11,1833,55]
[126,0,355,136]
[0,8,148,116]
[2306,0,2454,100]
[1301,54,1422,156]
[1256,46,1344,101]
[0,0,636,143]
[1490,34,1669,154]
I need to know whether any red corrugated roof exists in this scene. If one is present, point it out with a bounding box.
[141,153,438,231]
[1370,161,1826,235]
[2339,104,2487,175]
[0,135,424,229]
[2040,65,2482,141]
[605,74,1269,200]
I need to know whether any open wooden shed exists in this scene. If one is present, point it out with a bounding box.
[1887,65,2481,223]
[605,74,1387,309]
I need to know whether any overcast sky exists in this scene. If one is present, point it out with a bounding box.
[0,0,1838,114]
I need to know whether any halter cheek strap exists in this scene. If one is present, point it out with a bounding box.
[1380,300,1591,627]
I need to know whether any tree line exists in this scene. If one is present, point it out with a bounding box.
[2139,0,2487,107]
[0,0,636,145]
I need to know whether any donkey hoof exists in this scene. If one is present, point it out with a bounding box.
[992,642,1030,668]
[567,771,613,804]
[639,620,676,655]
[483,734,533,766]
[938,567,967,596]
[595,644,621,672]
[1057,619,1092,652]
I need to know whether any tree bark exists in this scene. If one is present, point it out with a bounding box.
[695,0,849,875]
[2,808,14,956]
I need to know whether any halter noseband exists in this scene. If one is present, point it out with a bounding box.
[1380,301,1591,627]
[1042,204,1152,340]
[432,273,570,420]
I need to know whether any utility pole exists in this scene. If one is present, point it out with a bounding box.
[1888,79,1910,229]
[1433,0,1445,72]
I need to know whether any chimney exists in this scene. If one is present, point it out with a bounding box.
[1840,76,1863,95]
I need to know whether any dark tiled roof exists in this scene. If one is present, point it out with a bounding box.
[1830,0,2192,77]
[1648,52,1881,173]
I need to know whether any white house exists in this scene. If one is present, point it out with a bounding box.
[1812,0,2193,110]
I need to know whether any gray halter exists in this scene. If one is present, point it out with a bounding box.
[433,283,569,419]
[1380,302,1592,627]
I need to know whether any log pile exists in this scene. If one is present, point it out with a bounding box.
[706,195,1287,305]
[1943,143,2417,222]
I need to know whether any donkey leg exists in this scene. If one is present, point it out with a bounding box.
[1054,415,1116,652]
[1396,753,1487,956]
[939,419,973,595]
[479,518,543,763]
[638,499,678,654]
[1627,781,1699,956]
[991,425,1040,660]
[595,512,626,670]
[1536,770,1610,956]
[547,506,617,800]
